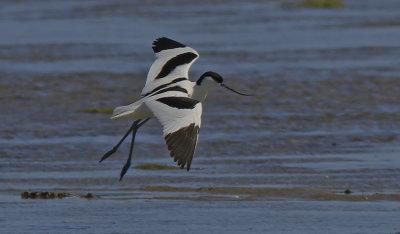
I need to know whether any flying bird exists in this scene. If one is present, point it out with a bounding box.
[100,37,251,180]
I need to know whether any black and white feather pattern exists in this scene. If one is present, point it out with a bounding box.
[138,37,202,170]
[145,92,202,170]
[141,37,199,96]
[110,37,204,170]
[165,123,199,170]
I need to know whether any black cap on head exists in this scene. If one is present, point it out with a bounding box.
[196,71,223,85]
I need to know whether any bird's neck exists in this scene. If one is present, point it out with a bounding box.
[191,84,210,102]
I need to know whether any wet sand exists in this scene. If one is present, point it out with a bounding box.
[1,0,400,233]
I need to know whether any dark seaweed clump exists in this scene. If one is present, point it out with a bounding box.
[21,191,98,199]
[283,0,345,8]
[77,108,113,114]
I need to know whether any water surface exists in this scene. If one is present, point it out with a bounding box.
[1,0,400,233]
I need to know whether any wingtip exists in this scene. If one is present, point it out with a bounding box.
[152,37,186,53]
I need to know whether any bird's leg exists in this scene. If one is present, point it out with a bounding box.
[99,119,141,163]
[119,118,150,181]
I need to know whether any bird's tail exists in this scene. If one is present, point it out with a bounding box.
[111,102,141,120]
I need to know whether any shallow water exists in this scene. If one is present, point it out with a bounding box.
[1,0,400,233]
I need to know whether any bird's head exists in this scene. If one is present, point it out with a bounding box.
[196,71,223,87]
[196,71,252,96]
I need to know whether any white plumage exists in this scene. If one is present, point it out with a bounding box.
[143,47,199,95]
[100,37,251,180]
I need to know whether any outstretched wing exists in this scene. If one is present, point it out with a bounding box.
[144,93,202,170]
[141,37,199,96]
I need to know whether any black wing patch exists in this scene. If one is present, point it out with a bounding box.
[152,37,186,53]
[155,52,198,79]
[149,86,188,97]
[157,96,199,109]
[143,77,187,97]
[165,123,200,171]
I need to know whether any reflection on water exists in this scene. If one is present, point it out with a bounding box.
[1,0,400,233]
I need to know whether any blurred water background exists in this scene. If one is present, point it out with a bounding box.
[1,0,400,233]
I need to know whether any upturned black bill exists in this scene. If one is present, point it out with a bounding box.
[221,84,253,96]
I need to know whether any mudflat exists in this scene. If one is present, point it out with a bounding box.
[1,0,399,233]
